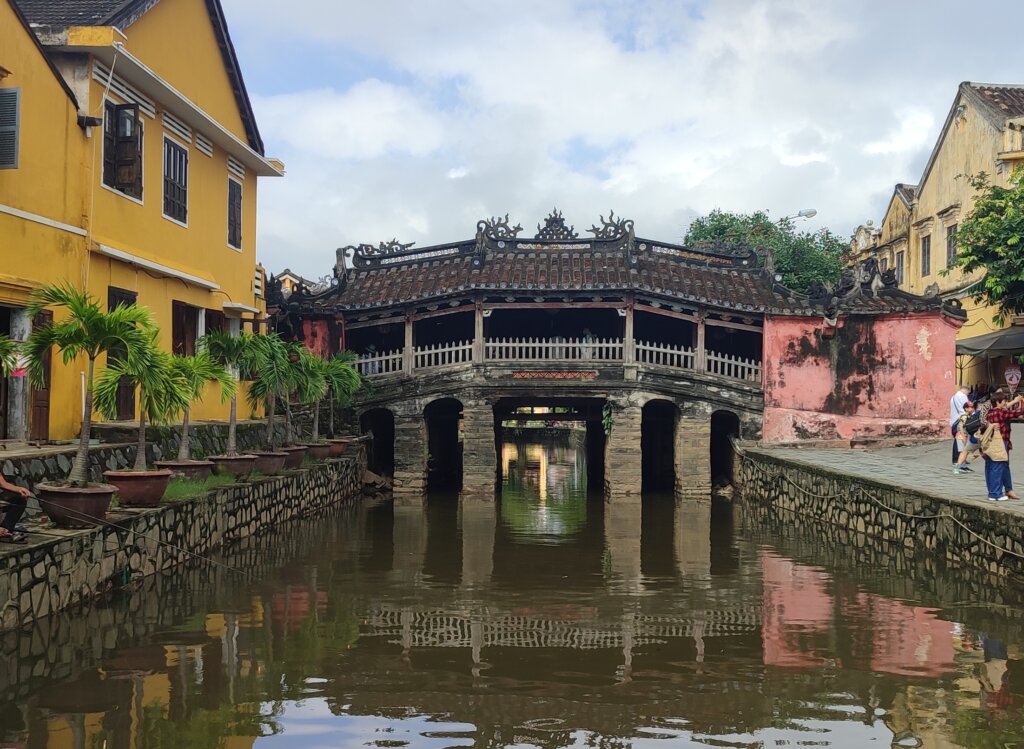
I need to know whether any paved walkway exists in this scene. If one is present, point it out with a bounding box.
[753,440,1024,516]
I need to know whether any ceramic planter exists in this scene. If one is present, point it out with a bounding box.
[154,460,214,482]
[35,482,116,529]
[305,443,333,461]
[251,451,288,475]
[209,454,258,477]
[327,438,354,457]
[280,445,308,469]
[102,469,173,508]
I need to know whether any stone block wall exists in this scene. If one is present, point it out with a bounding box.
[0,453,365,631]
[462,400,497,496]
[736,448,1024,579]
[675,416,711,497]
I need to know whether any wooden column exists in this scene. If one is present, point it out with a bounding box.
[695,314,706,372]
[403,313,414,375]
[473,301,484,363]
[623,302,635,364]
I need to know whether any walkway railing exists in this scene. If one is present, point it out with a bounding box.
[485,337,624,362]
[357,338,761,387]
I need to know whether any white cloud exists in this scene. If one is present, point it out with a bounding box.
[221,0,1017,276]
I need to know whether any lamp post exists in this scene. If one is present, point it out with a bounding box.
[781,208,817,221]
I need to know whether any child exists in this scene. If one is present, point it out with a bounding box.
[979,422,1013,502]
[954,402,981,474]
[0,472,31,544]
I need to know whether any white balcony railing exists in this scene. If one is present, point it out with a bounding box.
[635,340,696,370]
[356,348,404,377]
[414,340,473,370]
[485,337,624,362]
[705,350,762,384]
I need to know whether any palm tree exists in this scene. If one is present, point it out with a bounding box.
[0,335,19,377]
[245,333,292,449]
[322,353,362,439]
[94,332,193,471]
[168,353,237,462]
[201,330,259,457]
[295,349,330,442]
[24,284,154,486]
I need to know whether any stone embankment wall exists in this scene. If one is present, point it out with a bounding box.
[0,453,364,631]
[3,420,282,489]
[736,447,1024,578]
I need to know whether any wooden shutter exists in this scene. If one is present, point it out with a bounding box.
[227,179,242,247]
[0,88,20,169]
[114,103,142,197]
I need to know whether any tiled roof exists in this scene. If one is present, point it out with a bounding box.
[325,244,957,319]
[13,0,141,28]
[894,183,917,205]
[970,83,1024,119]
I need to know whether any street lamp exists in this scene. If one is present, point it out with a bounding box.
[781,208,817,221]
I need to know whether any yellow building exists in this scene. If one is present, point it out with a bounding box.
[0,0,282,441]
[852,82,1024,387]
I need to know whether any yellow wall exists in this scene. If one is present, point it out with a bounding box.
[0,0,271,440]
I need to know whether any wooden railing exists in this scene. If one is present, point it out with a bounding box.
[705,350,762,383]
[355,337,762,387]
[485,337,624,362]
[414,340,473,369]
[355,348,404,377]
[635,340,696,370]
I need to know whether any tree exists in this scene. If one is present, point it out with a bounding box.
[24,284,155,486]
[323,352,362,438]
[946,168,1024,325]
[94,331,193,471]
[202,331,260,457]
[684,209,849,292]
[245,333,293,449]
[167,353,237,462]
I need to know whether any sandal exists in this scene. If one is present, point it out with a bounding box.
[0,530,27,544]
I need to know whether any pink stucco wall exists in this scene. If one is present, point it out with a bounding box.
[762,312,962,443]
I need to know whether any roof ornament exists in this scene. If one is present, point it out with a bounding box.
[535,208,579,240]
[587,210,634,241]
[349,239,416,258]
[477,214,523,241]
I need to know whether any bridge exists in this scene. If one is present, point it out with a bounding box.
[270,210,962,500]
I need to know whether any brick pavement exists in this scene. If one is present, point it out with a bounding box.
[757,439,1024,516]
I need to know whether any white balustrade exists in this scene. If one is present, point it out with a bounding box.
[356,348,404,377]
[484,337,624,362]
[705,350,762,384]
[635,340,696,370]
[414,340,474,370]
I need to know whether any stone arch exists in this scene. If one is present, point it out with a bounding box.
[360,407,395,477]
[424,397,464,491]
[641,398,679,494]
[710,409,741,486]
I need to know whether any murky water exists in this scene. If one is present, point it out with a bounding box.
[3,435,1024,748]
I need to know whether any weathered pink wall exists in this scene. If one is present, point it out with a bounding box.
[763,312,962,442]
[302,319,334,358]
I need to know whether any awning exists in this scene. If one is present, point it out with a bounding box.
[956,326,1024,357]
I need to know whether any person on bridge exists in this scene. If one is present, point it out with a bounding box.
[949,385,970,467]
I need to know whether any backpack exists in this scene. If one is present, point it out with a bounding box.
[964,411,982,436]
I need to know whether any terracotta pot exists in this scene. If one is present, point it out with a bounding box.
[280,445,308,469]
[305,443,333,461]
[209,454,258,477]
[103,469,173,508]
[35,482,116,529]
[154,460,214,482]
[327,438,352,456]
[251,451,288,475]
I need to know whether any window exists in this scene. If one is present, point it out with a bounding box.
[895,251,904,285]
[171,301,199,356]
[163,138,188,223]
[227,178,242,249]
[103,101,143,199]
[204,309,227,335]
[920,235,931,277]
[880,257,889,272]
[947,224,958,264]
[0,88,20,169]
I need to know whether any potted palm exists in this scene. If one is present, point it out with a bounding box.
[243,333,293,473]
[154,352,237,480]
[295,349,332,460]
[323,352,362,456]
[202,331,259,477]
[24,284,154,527]
[94,333,192,507]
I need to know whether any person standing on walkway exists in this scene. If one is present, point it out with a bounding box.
[979,422,1013,502]
[950,385,970,466]
[984,389,1022,453]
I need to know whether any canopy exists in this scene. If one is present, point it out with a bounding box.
[956,326,1024,358]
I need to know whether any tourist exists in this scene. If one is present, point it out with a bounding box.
[949,385,970,466]
[983,389,1023,453]
[0,472,31,544]
[953,401,981,474]
[979,421,1013,502]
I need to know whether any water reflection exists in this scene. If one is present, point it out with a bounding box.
[2,437,1024,747]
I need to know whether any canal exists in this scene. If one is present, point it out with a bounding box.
[2,435,1023,747]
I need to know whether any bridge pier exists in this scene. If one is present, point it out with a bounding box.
[462,399,497,497]
[604,396,643,501]
[675,415,712,498]
[392,406,426,500]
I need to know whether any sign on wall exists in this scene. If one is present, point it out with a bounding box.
[1006,363,1022,394]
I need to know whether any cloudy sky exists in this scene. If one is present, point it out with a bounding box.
[221,0,1013,279]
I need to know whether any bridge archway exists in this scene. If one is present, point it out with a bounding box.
[641,399,678,494]
[711,410,740,486]
[360,408,395,477]
[425,398,464,492]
